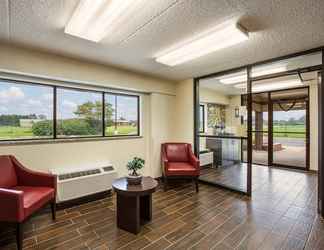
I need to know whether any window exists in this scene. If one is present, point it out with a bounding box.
[199,105,205,133]
[57,88,103,137]
[0,80,53,140]
[105,94,139,136]
[105,94,116,136]
[0,78,140,141]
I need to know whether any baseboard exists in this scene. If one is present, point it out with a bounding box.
[56,190,112,210]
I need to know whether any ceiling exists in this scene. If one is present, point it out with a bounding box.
[0,0,323,81]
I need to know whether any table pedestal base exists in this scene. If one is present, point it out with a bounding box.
[116,194,152,234]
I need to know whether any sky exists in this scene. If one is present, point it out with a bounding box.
[0,81,138,121]
[0,81,53,119]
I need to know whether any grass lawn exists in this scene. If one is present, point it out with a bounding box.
[0,125,138,139]
[0,126,34,139]
[0,124,303,139]
[105,125,138,136]
[273,124,306,138]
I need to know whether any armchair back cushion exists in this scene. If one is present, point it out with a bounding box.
[164,143,189,162]
[0,156,17,188]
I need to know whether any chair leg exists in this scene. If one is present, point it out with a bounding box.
[51,201,56,221]
[16,222,23,250]
[164,177,168,192]
[195,178,199,193]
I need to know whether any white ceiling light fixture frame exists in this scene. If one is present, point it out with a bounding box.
[65,0,144,42]
[155,19,249,66]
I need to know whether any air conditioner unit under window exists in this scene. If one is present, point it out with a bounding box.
[50,164,117,203]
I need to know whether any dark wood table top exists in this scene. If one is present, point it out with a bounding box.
[112,176,158,196]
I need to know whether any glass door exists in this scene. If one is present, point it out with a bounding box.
[271,89,309,169]
[252,92,269,166]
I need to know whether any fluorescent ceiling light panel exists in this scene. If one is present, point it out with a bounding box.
[219,65,287,85]
[252,65,286,77]
[234,79,303,92]
[155,20,249,66]
[219,74,247,85]
[65,0,142,42]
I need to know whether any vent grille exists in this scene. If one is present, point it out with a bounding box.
[103,166,114,172]
[58,169,101,180]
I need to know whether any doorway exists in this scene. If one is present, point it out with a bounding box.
[249,87,309,170]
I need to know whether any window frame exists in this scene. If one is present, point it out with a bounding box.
[0,78,141,142]
[103,92,140,137]
[0,78,55,142]
[199,104,205,133]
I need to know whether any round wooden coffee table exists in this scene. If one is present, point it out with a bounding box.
[112,176,158,234]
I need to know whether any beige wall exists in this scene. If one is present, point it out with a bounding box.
[0,44,175,95]
[200,88,229,105]
[200,88,243,136]
[0,43,318,176]
[172,79,194,144]
[309,81,318,171]
[0,44,176,178]
[225,96,245,136]
[150,93,176,177]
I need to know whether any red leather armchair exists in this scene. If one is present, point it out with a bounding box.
[161,143,200,192]
[0,155,56,250]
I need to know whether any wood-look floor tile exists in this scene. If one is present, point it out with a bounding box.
[166,230,205,250]
[280,236,305,250]
[144,220,185,242]
[165,221,200,243]
[117,236,151,250]
[0,169,321,250]
[141,238,171,250]
[257,232,286,250]
[236,226,269,250]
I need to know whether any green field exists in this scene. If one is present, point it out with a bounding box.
[0,124,304,139]
[273,124,306,138]
[105,125,138,136]
[267,124,305,138]
[0,126,34,139]
[0,125,138,139]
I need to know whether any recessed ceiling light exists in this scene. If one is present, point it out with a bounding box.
[234,79,303,92]
[155,20,249,66]
[65,0,143,42]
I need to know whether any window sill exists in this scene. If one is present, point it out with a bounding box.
[0,136,143,146]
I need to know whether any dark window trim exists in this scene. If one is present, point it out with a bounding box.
[0,78,141,142]
[196,46,323,81]
[199,104,205,133]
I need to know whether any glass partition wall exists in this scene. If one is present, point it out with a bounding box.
[196,69,250,194]
[194,48,323,195]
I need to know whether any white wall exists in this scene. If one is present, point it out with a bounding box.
[0,44,176,178]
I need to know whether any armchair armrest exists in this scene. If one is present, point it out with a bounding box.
[161,145,169,173]
[0,188,24,222]
[188,148,200,170]
[10,156,56,189]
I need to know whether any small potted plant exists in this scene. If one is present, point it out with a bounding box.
[126,157,145,185]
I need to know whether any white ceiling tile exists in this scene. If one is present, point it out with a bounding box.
[1,0,324,81]
[0,0,9,40]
